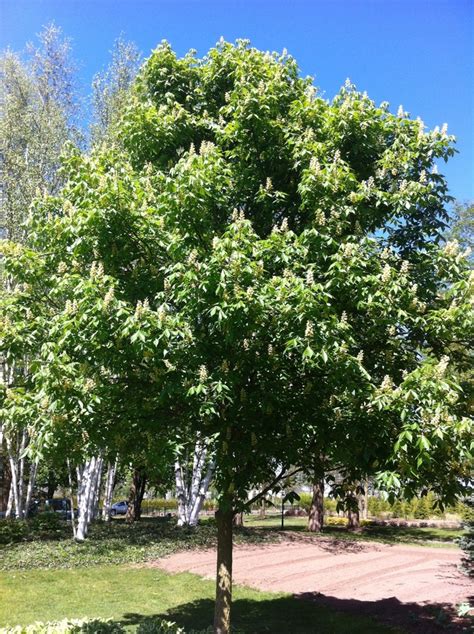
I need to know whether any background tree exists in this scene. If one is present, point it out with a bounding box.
[91,36,141,147]
[0,23,81,240]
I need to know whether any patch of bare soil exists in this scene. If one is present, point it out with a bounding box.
[152,536,473,632]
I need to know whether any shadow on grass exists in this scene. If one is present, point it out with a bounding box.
[120,593,473,633]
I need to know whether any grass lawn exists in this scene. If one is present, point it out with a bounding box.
[0,515,462,574]
[0,565,395,633]
[242,514,464,547]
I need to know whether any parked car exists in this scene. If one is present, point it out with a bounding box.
[45,498,75,520]
[110,500,128,516]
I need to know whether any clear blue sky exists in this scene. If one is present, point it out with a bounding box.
[1,0,473,201]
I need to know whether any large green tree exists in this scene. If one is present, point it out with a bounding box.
[1,41,472,632]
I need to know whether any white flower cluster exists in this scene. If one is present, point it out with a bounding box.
[200,140,215,155]
[103,287,115,309]
[380,375,393,391]
[362,176,375,191]
[280,217,289,232]
[84,378,96,392]
[381,264,391,283]
[306,269,314,285]
[310,157,321,174]
[90,261,104,279]
[434,355,449,378]
[268,344,274,356]
[417,117,425,138]
[134,298,149,319]
[444,240,459,256]
[187,250,198,265]
[199,365,208,382]
[314,209,326,225]
[57,261,67,275]
[400,260,410,274]
[243,338,250,350]
[376,168,387,180]
[381,247,392,260]
[387,324,396,336]
[341,242,357,258]
[356,350,364,363]
[441,123,448,137]
[305,320,314,337]
[419,170,427,184]
[64,299,78,314]
[397,105,404,118]
[399,179,408,192]
[265,177,273,191]
[340,311,348,325]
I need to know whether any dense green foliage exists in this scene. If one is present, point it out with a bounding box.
[2,39,472,508]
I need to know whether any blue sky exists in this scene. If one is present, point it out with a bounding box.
[1,0,472,201]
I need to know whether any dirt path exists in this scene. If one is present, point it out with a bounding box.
[153,535,473,631]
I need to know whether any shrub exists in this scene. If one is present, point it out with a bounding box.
[29,512,63,534]
[414,496,430,519]
[0,618,123,633]
[326,516,347,526]
[0,520,29,545]
[136,621,186,633]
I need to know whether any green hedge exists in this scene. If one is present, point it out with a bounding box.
[140,499,217,514]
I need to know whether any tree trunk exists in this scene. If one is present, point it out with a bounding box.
[214,504,233,634]
[126,467,147,522]
[0,454,11,514]
[308,476,324,532]
[46,470,57,499]
[76,456,101,541]
[175,459,188,526]
[24,457,39,518]
[102,458,118,521]
[233,511,243,527]
[347,498,360,531]
[189,459,215,526]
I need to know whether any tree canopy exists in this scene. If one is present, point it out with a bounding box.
[1,39,472,633]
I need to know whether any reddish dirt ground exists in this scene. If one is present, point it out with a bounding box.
[153,534,473,632]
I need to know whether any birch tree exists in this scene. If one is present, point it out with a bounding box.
[175,435,215,526]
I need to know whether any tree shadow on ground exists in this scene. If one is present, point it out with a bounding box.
[121,593,473,633]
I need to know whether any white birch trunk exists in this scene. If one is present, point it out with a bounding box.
[6,437,21,519]
[76,456,97,541]
[175,439,215,527]
[103,458,118,522]
[91,456,103,521]
[175,459,188,526]
[24,456,39,518]
[5,480,14,518]
[189,459,215,526]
